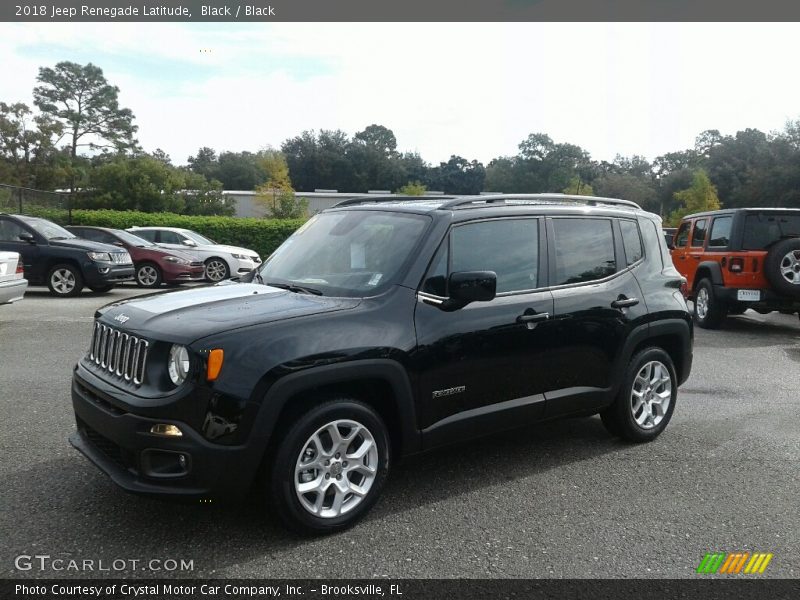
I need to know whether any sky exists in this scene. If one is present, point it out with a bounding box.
[1,22,799,167]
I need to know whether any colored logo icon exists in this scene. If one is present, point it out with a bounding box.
[696,552,773,574]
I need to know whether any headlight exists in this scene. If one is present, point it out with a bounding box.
[163,256,189,265]
[231,253,247,260]
[167,344,190,386]
[87,252,112,262]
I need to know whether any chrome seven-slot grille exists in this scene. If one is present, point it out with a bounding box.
[88,322,148,385]
[111,252,133,264]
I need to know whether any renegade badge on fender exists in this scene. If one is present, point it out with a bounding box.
[70,194,693,534]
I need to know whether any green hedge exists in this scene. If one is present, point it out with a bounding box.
[29,208,304,260]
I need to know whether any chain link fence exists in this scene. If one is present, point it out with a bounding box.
[0,183,73,223]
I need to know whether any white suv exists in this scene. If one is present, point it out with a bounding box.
[127,227,261,282]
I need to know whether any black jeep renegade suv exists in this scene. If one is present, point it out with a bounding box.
[69,194,693,534]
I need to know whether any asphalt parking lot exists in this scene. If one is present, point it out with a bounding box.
[1,284,798,579]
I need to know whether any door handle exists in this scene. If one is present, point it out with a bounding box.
[517,312,550,323]
[611,297,639,309]
[690,254,701,259]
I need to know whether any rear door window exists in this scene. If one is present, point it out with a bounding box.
[691,219,707,247]
[709,216,732,248]
[619,220,644,266]
[742,213,800,249]
[551,218,617,285]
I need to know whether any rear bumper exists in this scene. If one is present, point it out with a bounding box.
[714,286,800,312]
[0,277,27,304]
[70,371,257,499]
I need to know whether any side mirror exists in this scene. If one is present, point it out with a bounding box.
[181,239,197,247]
[18,232,35,244]
[443,271,496,310]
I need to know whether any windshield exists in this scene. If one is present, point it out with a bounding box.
[257,210,430,297]
[743,213,800,249]
[19,217,75,240]
[112,229,156,247]
[183,230,216,245]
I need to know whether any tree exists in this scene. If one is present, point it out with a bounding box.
[397,181,427,195]
[562,176,594,196]
[33,62,137,160]
[255,150,307,219]
[428,155,486,194]
[0,102,64,187]
[668,170,721,225]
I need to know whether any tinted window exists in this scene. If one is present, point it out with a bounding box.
[742,213,800,249]
[158,230,184,244]
[619,220,643,266]
[0,219,28,242]
[552,218,617,285]
[675,222,691,247]
[709,216,732,247]
[131,229,156,242]
[691,219,707,247]
[17,217,74,240]
[422,240,448,296]
[72,229,104,243]
[451,219,539,293]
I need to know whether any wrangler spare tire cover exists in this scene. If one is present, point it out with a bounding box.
[764,238,800,298]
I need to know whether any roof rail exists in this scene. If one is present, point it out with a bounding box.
[331,195,457,208]
[439,193,641,211]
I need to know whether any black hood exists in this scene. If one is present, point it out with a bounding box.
[51,238,122,253]
[96,283,361,344]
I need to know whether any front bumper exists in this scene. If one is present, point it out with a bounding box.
[161,262,206,284]
[69,370,256,499]
[84,261,135,286]
[231,256,261,275]
[714,286,800,312]
[0,277,27,304]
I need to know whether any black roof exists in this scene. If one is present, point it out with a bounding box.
[684,207,800,219]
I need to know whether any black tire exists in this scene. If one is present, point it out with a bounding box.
[204,257,230,282]
[88,285,114,293]
[135,262,163,288]
[268,398,390,535]
[46,264,84,297]
[764,238,800,298]
[692,278,726,329]
[600,347,678,443]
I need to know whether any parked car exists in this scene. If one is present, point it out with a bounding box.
[70,194,692,534]
[672,208,800,328]
[67,226,205,288]
[663,227,677,249]
[0,214,134,296]
[126,227,260,282]
[0,251,27,305]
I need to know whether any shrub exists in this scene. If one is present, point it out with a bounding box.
[27,207,304,259]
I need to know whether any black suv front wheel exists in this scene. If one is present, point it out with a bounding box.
[268,398,390,535]
[47,264,84,297]
[601,347,678,442]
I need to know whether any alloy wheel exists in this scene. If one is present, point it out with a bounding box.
[779,250,800,285]
[51,268,76,295]
[205,260,227,282]
[695,287,709,320]
[630,361,672,430]
[137,265,158,286]
[294,419,379,519]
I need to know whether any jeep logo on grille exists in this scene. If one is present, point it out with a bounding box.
[114,314,130,324]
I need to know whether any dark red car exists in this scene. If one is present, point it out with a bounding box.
[67,226,205,288]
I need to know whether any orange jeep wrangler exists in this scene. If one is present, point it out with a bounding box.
[672,208,800,328]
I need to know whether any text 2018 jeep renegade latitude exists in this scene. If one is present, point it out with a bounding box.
[69,194,693,534]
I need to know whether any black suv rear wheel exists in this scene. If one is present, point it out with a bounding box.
[601,347,678,442]
[268,398,390,535]
[693,278,726,329]
[764,238,800,298]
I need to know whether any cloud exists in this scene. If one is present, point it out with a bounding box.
[1,22,799,167]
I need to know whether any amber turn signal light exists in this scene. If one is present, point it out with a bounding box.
[206,348,224,381]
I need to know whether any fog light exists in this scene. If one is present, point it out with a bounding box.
[178,454,187,468]
[150,423,183,437]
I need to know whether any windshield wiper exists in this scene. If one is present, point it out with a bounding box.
[265,281,323,296]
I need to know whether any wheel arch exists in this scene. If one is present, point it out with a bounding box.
[694,261,724,290]
[250,359,421,472]
[613,320,693,393]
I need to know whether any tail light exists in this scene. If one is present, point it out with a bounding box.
[729,257,744,273]
[15,263,23,274]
